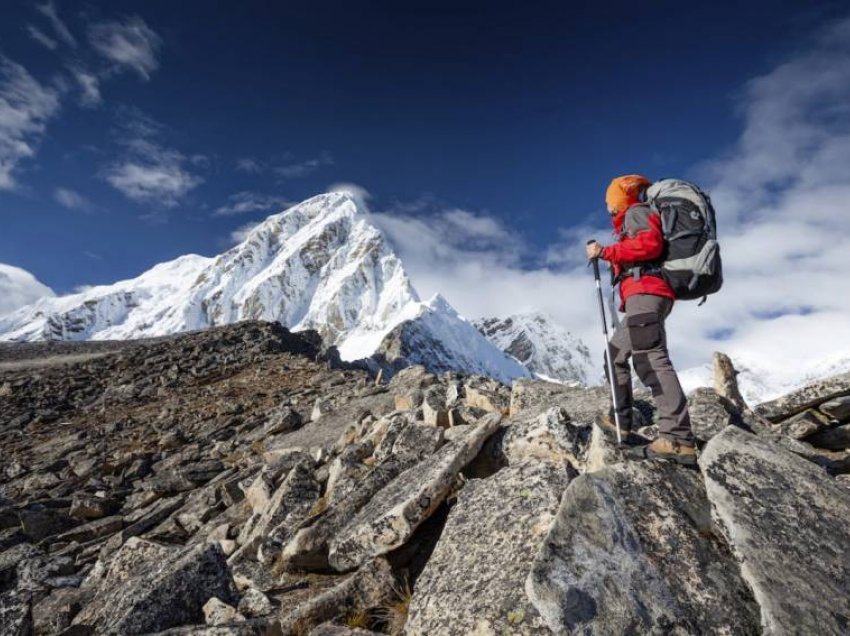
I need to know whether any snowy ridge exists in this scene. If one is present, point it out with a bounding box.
[680,351,850,406]
[375,295,531,383]
[0,192,528,383]
[475,312,592,385]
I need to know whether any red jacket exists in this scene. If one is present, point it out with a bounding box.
[600,203,675,307]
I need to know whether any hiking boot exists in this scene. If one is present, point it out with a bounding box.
[626,437,697,466]
[594,413,631,441]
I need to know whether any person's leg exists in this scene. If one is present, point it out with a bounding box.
[625,295,694,446]
[603,317,633,431]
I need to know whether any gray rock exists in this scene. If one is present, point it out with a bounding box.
[264,406,304,435]
[0,590,32,636]
[231,460,320,566]
[53,515,123,544]
[204,597,244,626]
[699,426,850,635]
[526,461,759,635]
[69,494,119,520]
[32,587,89,634]
[686,387,733,441]
[328,414,503,571]
[421,386,449,428]
[279,558,393,636]
[280,445,433,572]
[819,395,850,422]
[73,539,238,634]
[804,423,850,451]
[310,626,382,636]
[501,406,589,469]
[773,408,829,440]
[755,370,850,421]
[236,588,273,618]
[464,377,509,414]
[405,462,569,635]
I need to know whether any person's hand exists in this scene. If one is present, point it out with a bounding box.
[586,241,604,260]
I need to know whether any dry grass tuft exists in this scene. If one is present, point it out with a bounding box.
[344,609,370,628]
[377,578,414,636]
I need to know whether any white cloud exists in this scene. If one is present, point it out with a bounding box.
[367,15,850,400]
[0,263,55,316]
[104,138,202,207]
[275,152,333,178]
[26,25,58,50]
[229,221,261,244]
[88,16,162,81]
[213,191,291,216]
[0,57,62,190]
[54,187,92,211]
[328,182,371,208]
[236,157,264,173]
[68,66,101,107]
[36,1,77,48]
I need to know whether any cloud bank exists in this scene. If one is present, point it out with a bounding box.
[0,263,55,317]
[369,15,850,400]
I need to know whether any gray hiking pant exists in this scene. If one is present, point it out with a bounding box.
[605,294,694,446]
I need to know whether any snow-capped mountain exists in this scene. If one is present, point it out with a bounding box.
[0,192,527,383]
[375,295,530,380]
[474,312,592,385]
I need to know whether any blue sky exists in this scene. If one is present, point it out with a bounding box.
[2,0,846,295]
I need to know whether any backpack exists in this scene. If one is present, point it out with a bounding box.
[643,178,723,302]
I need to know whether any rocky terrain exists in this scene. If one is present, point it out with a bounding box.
[1,321,849,635]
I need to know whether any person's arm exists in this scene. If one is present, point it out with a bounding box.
[601,207,664,265]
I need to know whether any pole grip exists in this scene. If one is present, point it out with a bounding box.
[586,240,601,280]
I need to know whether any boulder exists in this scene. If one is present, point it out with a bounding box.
[231,460,321,566]
[464,378,509,414]
[279,430,441,572]
[819,396,850,422]
[73,539,238,634]
[421,387,449,428]
[0,590,32,636]
[32,587,89,634]
[405,462,569,635]
[237,587,274,618]
[686,388,732,442]
[70,494,119,520]
[773,408,829,440]
[204,597,244,626]
[279,558,393,636]
[327,414,503,571]
[526,461,760,634]
[699,426,850,635]
[500,406,589,469]
[802,423,850,450]
[755,370,850,421]
[263,406,304,435]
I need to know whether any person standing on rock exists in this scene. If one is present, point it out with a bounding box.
[585,174,697,465]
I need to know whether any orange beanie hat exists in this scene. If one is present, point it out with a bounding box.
[605,174,651,213]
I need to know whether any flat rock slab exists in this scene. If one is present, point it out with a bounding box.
[73,539,238,634]
[405,462,570,635]
[755,370,850,421]
[527,461,760,635]
[699,426,850,635]
[328,414,503,571]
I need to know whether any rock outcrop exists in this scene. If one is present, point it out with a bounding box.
[3,324,850,634]
[526,461,760,634]
[700,427,850,635]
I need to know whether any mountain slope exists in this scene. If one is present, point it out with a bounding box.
[475,312,592,384]
[0,192,526,383]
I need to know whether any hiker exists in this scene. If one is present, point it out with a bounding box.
[586,174,697,465]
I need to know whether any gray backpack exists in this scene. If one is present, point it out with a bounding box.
[644,178,723,302]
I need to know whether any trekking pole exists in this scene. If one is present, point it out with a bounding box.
[587,241,623,445]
